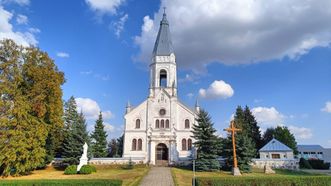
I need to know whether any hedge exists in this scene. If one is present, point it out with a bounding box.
[195,176,331,186]
[0,179,122,186]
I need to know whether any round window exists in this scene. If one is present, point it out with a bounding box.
[159,109,166,116]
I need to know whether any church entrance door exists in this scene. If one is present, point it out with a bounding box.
[155,143,168,166]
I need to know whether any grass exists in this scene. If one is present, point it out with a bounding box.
[2,164,150,186]
[171,167,324,186]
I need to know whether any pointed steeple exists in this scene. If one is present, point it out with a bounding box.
[152,8,174,56]
[126,101,132,113]
[195,98,200,113]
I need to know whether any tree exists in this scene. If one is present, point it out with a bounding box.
[192,109,220,171]
[117,134,124,157]
[224,106,256,172]
[243,106,263,149]
[91,112,108,157]
[262,126,298,154]
[61,97,90,165]
[108,135,124,157]
[0,39,64,176]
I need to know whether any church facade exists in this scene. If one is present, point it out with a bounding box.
[122,12,199,165]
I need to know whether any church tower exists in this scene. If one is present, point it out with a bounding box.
[149,11,177,97]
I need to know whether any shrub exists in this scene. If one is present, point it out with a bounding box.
[79,165,96,174]
[64,165,77,175]
[299,158,312,169]
[123,157,134,170]
[308,159,330,170]
[0,179,122,186]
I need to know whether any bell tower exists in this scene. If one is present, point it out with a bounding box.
[149,10,177,97]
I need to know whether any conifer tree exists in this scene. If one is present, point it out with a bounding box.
[243,106,263,149]
[91,112,108,157]
[192,109,220,171]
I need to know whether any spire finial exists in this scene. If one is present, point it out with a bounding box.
[163,7,166,14]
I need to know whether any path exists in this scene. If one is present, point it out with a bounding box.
[140,167,175,186]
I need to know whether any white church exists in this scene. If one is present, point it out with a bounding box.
[122,12,199,166]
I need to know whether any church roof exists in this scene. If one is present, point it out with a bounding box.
[259,138,292,152]
[152,11,174,56]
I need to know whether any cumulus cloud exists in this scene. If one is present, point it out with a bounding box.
[1,0,30,6]
[135,0,331,71]
[252,107,285,127]
[56,52,70,58]
[0,6,38,46]
[104,122,115,133]
[16,14,28,24]
[112,13,128,37]
[288,125,313,140]
[75,97,114,120]
[321,101,331,113]
[85,0,125,15]
[199,80,234,99]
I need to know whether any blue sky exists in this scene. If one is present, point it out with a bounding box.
[1,0,330,147]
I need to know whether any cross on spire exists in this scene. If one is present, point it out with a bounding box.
[163,7,166,14]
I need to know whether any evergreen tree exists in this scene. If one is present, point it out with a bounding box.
[224,106,256,172]
[192,109,220,171]
[91,112,108,157]
[61,97,89,165]
[108,139,118,157]
[243,106,263,149]
[262,126,298,154]
[117,134,124,157]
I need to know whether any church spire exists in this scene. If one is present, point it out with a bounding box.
[152,7,174,56]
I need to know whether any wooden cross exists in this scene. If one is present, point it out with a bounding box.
[224,120,241,168]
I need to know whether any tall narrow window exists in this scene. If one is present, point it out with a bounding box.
[156,119,159,128]
[161,119,164,128]
[185,119,190,129]
[159,69,167,87]
[188,139,192,150]
[166,119,170,128]
[182,139,187,151]
[136,119,140,129]
[132,139,137,151]
[138,139,142,151]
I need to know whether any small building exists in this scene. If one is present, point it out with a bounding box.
[251,138,299,169]
[297,145,331,164]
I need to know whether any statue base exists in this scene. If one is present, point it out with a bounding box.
[232,167,242,176]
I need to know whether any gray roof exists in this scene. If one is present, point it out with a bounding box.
[297,145,324,151]
[259,138,292,152]
[152,12,174,56]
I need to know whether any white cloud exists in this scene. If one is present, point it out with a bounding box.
[0,6,38,46]
[186,93,194,99]
[1,0,30,6]
[112,13,128,38]
[16,14,28,24]
[75,97,114,120]
[199,80,234,99]
[56,52,70,58]
[85,0,125,15]
[80,71,93,75]
[288,125,313,140]
[321,101,331,113]
[104,122,115,133]
[252,107,285,127]
[135,0,331,71]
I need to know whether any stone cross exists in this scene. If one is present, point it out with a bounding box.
[224,120,242,176]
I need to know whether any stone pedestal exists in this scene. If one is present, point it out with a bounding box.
[264,164,275,174]
[232,167,242,176]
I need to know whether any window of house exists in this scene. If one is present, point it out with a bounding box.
[132,139,137,151]
[138,139,142,151]
[166,119,170,128]
[156,119,159,128]
[136,119,140,129]
[271,154,281,159]
[182,139,187,151]
[161,119,164,128]
[185,119,190,129]
[188,139,192,150]
[159,69,167,87]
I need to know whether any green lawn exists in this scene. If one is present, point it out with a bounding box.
[171,167,325,186]
[2,165,150,186]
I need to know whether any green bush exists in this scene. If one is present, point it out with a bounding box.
[79,165,96,174]
[196,176,331,186]
[0,179,122,186]
[299,158,312,169]
[308,159,330,170]
[64,165,77,175]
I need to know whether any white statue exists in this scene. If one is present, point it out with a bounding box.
[77,142,88,171]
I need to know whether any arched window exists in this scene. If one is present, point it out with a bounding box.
[182,139,187,151]
[159,69,167,87]
[138,139,142,151]
[185,119,190,129]
[132,139,137,151]
[166,119,170,128]
[188,139,192,150]
[155,119,159,128]
[136,119,140,129]
[161,119,164,128]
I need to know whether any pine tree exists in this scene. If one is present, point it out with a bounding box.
[61,97,89,165]
[91,112,108,157]
[243,106,263,150]
[117,134,124,157]
[108,139,118,157]
[192,109,220,171]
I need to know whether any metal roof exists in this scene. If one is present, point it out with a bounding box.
[297,145,324,151]
[259,138,292,152]
[152,12,174,56]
